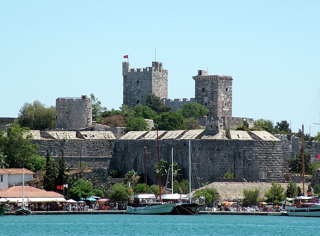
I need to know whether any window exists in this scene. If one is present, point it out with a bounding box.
[204,103,207,106]
[0,175,3,182]
[137,80,139,84]
[226,88,228,91]
[202,88,205,92]
[137,100,140,104]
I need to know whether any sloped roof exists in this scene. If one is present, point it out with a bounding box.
[0,168,35,175]
[0,186,63,198]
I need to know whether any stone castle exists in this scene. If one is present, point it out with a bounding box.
[1,61,320,188]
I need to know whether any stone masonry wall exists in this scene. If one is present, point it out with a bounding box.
[113,139,287,189]
[33,139,115,169]
[164,98,196,112]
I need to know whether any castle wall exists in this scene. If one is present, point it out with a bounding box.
[113,139,287,188]
[33,139,115,169]
[56,96,92,130]
[164,98,196,112]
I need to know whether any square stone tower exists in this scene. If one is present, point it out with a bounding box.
[122,61,168,108]
[193,70,232,118]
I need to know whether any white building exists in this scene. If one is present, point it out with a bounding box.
[0,168,34,190]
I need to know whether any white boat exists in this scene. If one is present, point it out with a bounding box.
[286,196,320,217]
[15,168,32,215]
[126,193,175,214]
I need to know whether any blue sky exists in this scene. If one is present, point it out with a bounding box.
[1,1,320,135]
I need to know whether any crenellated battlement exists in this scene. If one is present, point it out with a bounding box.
[164,98,195,112]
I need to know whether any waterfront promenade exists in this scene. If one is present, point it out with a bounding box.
[3,210,288,216]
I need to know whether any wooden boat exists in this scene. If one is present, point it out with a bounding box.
[286,125,320,217]
[126,193,175,214]
[160,194,202,215]
[287,196,320,217]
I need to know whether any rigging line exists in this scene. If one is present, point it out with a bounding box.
[304,89,320,125]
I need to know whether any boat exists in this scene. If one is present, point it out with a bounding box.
[286,125,320,217]
[126,193,175,214]
[286,196,320,217]
[162,141,202,215]
[0,200,9,216]
[160,193,202,215]
[126,129,175,215]
[15,168,32,215]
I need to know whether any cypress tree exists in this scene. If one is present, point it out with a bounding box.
[43,148,57,191]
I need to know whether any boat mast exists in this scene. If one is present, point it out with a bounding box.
[22,167,25,209]
[144,138,148,193]
[302,125,305,196]
[157,127,162,202]
[171,147,173,195]
[189,140,192,204]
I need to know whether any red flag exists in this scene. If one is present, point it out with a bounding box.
[123,55,128,58]
[316,154,320,160]
[57,185,64,190]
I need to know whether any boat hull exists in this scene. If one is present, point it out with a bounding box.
[126,203,175,215]
[171,203,202,215]
[287,206,320,217]
[15,208,32,215]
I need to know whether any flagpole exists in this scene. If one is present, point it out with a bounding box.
[155,49,156,61]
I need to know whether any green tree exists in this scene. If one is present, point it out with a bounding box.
[223,172,234,179]
[286,180,298,198]
[235,120,250,131]
[184,117,201,130]
[69,179,94,201]
[149,184,161,195]
[275,120,291,134]
[126,117,148,131]
[125,170,140,187]
[0,124,44,171]
[93,189,104,198]
[177,102,209,119]
[253,119,274,133]
[314,132,320,141]
[133,183,150,194]
[156,112,186,130]
[90,93,107,123]
[173,179,189,194]
[193,188,220,207]
[108,183,131,203]
[265,181,285,205]
[243,189,260,206]
[16,100,56,130]
[56,149,68,186]
[145,94,171,114]
[288,149,312,175]
[43,149,57,191]
[133,104,157,120]
[154,159,169,185]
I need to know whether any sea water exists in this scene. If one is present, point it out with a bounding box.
[1,214,319,236]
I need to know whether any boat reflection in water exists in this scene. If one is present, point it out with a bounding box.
[126,193,175,215]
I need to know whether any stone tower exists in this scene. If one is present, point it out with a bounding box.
[193,70,232,118]
[56,95,92,130]
[122,61,168,108]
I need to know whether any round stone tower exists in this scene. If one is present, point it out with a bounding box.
[56,95,92,130]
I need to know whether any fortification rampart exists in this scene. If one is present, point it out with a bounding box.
[113,138,287,188]
[164,98,196,112]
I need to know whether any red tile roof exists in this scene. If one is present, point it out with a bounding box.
[2,168,35,175]
[0,186,64,198]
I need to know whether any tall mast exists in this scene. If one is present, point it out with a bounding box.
[189,140,192,204]
[22,167,25,208]
[171,147,173,195]
[144,138,148,193]
[157,127,162,201]
[302,125,305,196]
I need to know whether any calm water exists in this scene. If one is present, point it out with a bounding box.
[1,214,319,236]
